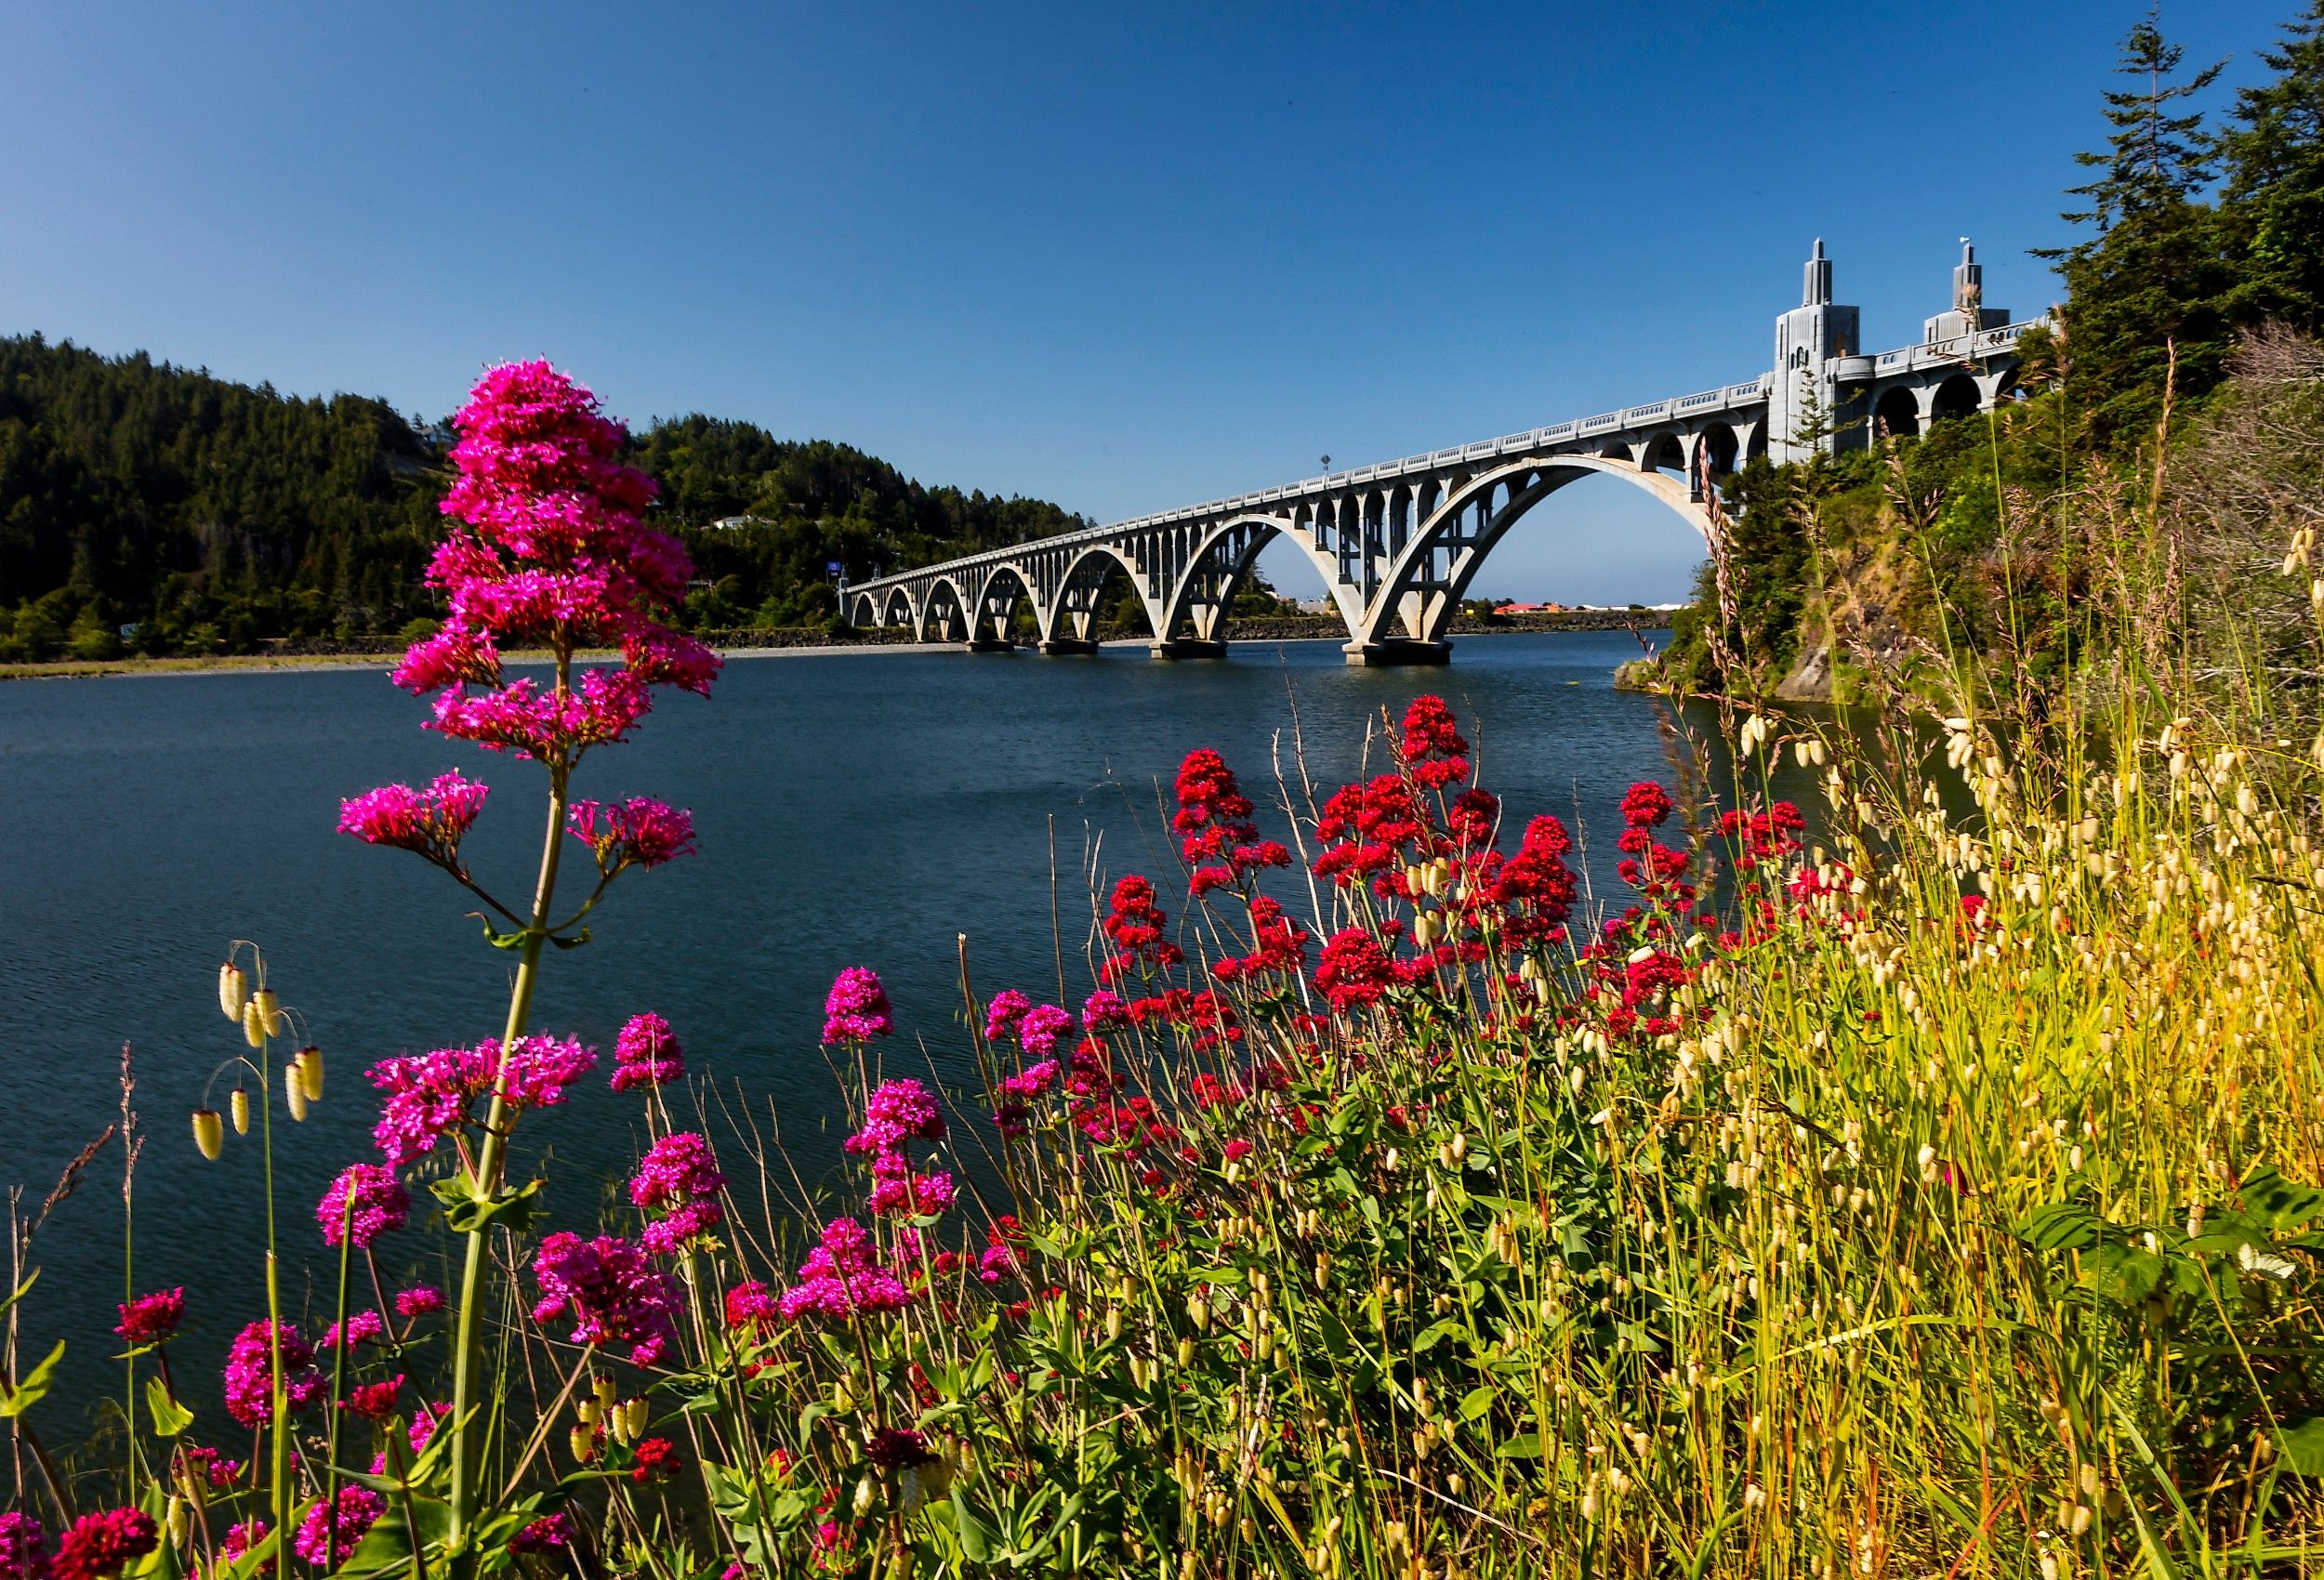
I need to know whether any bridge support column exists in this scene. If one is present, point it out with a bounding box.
[1151,639,1227,660]
[1343,639,1452,667]
[1038,638,1100,656]
[965,636,1020,653]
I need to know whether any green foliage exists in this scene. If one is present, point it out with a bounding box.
[0,349,1091,661]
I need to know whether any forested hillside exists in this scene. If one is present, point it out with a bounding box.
[0,340,1089,660]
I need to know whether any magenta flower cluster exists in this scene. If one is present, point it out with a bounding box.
[112,1287,184,1347]
[530,1231,684,1365]
[391,360,719,764]
[320,1310,385,1350]
[568,797,697,875]
[821,966,893,1044]
[336,770,490,869]
[0,1513,46,1580]
[318,1162,410,1248]
[845,1076,945,1157]
[366,1034,596,1165]
[610,1011,683,1091]
[293,1487,383,1566]
[629,1131,726,1255]
[222,1319,323,1429]
[774,1218,914,1323]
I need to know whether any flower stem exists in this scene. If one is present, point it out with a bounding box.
[445,725,572,1547]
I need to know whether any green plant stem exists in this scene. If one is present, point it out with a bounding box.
[445,667,573,1548]
[323,1190,356,1567]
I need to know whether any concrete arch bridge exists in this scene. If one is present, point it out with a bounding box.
[844,241,2034,665]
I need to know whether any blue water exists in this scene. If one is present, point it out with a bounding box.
[0,630,1715,1422]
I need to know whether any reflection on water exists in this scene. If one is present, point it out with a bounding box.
[3,629,1832,1418]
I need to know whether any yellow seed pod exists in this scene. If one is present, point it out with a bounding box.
[576,1398,601,1429]
[230,1088,251,1135]
[241,998,266,1048]
[593,1376,619,1413]
[623,1398,649,1440]
[1177,1336,1195,1368]
[165,1495,190,1547]
[218,963,248,1022]
[1186,1294,1208,1332]
[297,1047,324,1102]
[285,1080,309,1123]
[191,1109,225,1161]
[568,1426,596,1464]
[253,989,286,1037]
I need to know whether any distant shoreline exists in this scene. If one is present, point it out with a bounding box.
[1,622,1670,683]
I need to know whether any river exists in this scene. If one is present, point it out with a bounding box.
[1,628,1744,1423]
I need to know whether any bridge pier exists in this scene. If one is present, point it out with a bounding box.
[1344,639,1452,667]
[1037,638,1100,656]
[965,637,1020,653]
[1150,639,1227,661]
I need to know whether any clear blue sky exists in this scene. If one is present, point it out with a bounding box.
[0,0,2295,604]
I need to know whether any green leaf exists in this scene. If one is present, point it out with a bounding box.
[2277,1416,2324,1477]
[1496,1432,1544,1459]
[2084,1243,2167,1305]
[1458,1385,1497,1422]
[2014,1202,2114,1251]
[0,1341,64,1419]
[145,1376,194,1438]
[478,917,532,951]
[437,1177,545,1236]
[948,1488,997,1562]
[0,1271,38,1322]
[2241,1165,2324,1232]
[548,928,592,951]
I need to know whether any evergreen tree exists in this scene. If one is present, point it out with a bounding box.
[2218,1,2324,333]
[2042,7,2234,441]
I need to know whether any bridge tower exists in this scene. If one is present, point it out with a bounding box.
[1768,239,1862,464]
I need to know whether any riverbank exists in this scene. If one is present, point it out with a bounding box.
[1,612,1670,681]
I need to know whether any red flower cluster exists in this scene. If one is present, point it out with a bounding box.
[1315,927,1394,1013]
[1211,896,1309,984]
[1313,774,1426,889]
[112,1287,184,1347]
[1614,780,1695,906]
[1173,749,1289,896]
[1472,814,1579,948]
[1101,875,1183,981]
[1399,695,1471,788]
[630,1437,683,1483]
[52,1510,156,1580]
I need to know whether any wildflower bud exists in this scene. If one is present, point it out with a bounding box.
[218,963,248,1022]
[241,998,267,1048]
[2068,1504,2092,1537]
[1106,1308,1123,1343]
[1450,1131,1468,1162]
[297,1047,324,1101]
[1384,1147,1400,1173]
[192,1109,225,1160]
[852,1475,877,1518]
[569,1426,596,1465]
[1178,1336,1195,1368]
[285,1079,309,1123]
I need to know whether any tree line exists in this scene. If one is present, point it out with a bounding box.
[0,347,1094,662]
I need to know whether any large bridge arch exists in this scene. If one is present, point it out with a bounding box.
[1348,454,1710,662]
[969,562,1039,649]
[880,586,916,632]
[1155,512,1352,658]
[1047,543,1160,652]
[918,574,971,643]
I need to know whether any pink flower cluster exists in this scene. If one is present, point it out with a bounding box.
[530,1231,684,1364]
[568,797,697,875]
[366,1034,596,1165]
[395,1284,445,1318]
[821,967,893,1044]
[320,1311,384,1350]
[392,361,719,765]
[846,1077,945,1156]
[336,770,490,869]
[630,1131,726,1255]
[293,1488,383,1566]
[51,1510,156,1580]
[112,1287,184,1346]
[318,1162,410,1248]
[610,1011,683,1091]
[0,1513,46,1580]
[222,1320,323,1429]
[775,1218,915,1322]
